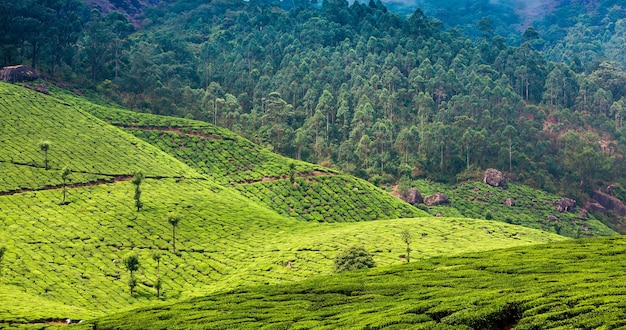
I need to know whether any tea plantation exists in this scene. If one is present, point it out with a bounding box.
[78,236,626,329]
[0,82,619,329]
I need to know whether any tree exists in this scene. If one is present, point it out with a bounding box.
[0,246,5,279]
[123,252,140,295]
[132,171,144,212]
[168,215,181,253]
[152,251,162,298]
[333,245,375,273]
[288,162,296,185]
[39,140,50,170]
[400,229,412,263]
[60,166,71,204]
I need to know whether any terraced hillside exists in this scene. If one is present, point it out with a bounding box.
[81,236,626,329]
[69,91,425,222]
[0,83,198,194]
[0,82,569,328]
[411,180,616,238]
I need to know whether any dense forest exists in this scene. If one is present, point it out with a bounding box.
[2,0,626,201]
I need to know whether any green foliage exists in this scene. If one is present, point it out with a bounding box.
[132,171,144,212]
[168,215,181,253]
[60,166,71,204]
[400,229,412,263]
[82,236,626,329]
[39,140,50,170]
[412,180,616,238]
[333,245,375,273]
[0,246,5,279]
[123,252,140,295]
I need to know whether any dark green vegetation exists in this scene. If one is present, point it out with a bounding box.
[411,179,616,238]
[80,236,626,329]
[0,82,567,328]
[3,0,626,207]
[333,245,375,273]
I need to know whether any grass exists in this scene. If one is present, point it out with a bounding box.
[76,236,626,329]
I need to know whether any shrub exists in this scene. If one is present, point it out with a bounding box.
[333,245,375,273]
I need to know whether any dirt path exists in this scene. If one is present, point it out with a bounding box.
[0,176,134,197]
[235,171,334,185]
[119,125,235,141]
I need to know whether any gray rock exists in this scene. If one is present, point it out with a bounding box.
[556,198,576,213]
[400,188,423,205]
[424,193,449,206]
[503,198,515,207]
[546,215,559,222]
[483,168,507,188]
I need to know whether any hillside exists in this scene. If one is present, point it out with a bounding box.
[408,179,616,238]
[77,236,626,329]
[0,83,570,328]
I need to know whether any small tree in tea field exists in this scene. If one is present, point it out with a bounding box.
[400,229,412,263]
[168,215,181,253]
[152,251,162,298]
[0,246,6,279]
[60,166,71,204]
[132,171,144,211]
[123,252,140,295]
[39,140,50,170]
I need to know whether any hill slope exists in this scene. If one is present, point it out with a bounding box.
[0,83,567,328]
[80,236,626,329]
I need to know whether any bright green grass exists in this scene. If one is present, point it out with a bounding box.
[236,176,427,222]
[0,82,197,189]
[77,236,626,329]
[0,179,564,327]
[413,179,617,238]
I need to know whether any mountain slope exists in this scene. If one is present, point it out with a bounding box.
[0,83,567,328]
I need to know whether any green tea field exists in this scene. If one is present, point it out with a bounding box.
[79,236,626,329]
[0,82,572,328]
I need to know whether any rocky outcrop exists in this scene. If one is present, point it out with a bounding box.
[483,168,507,188]
[592,190,626,216]
[424,193,449,206]
[400,188,423,205]
[578,209,589,219]
[556,198,576,213]
[0,65,40,83]
[503,198,515,207]
[586,201,607,214]
[546,215,559,222]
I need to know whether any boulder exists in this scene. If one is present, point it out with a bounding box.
[503,198,515,207]
[424,193,449,206]
[546,215,559,222]
[483,168,506,188]
[556,198,576,213]
[0,65,40,83]
[400,188,423,205]
[578,209,589,219]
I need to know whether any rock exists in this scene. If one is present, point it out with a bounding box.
[578,209,589,219]
[435,212,442,217]
[0,65,40,83]
[546,215,559,222]
[503,198,515,207]
[400,188,423,205]
[483,168,507,188]
[424,193,449,206]
[592,190,626,216]
[586,201,607,214]
[556,198,576,213]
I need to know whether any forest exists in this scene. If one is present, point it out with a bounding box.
[2,0,626,202]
